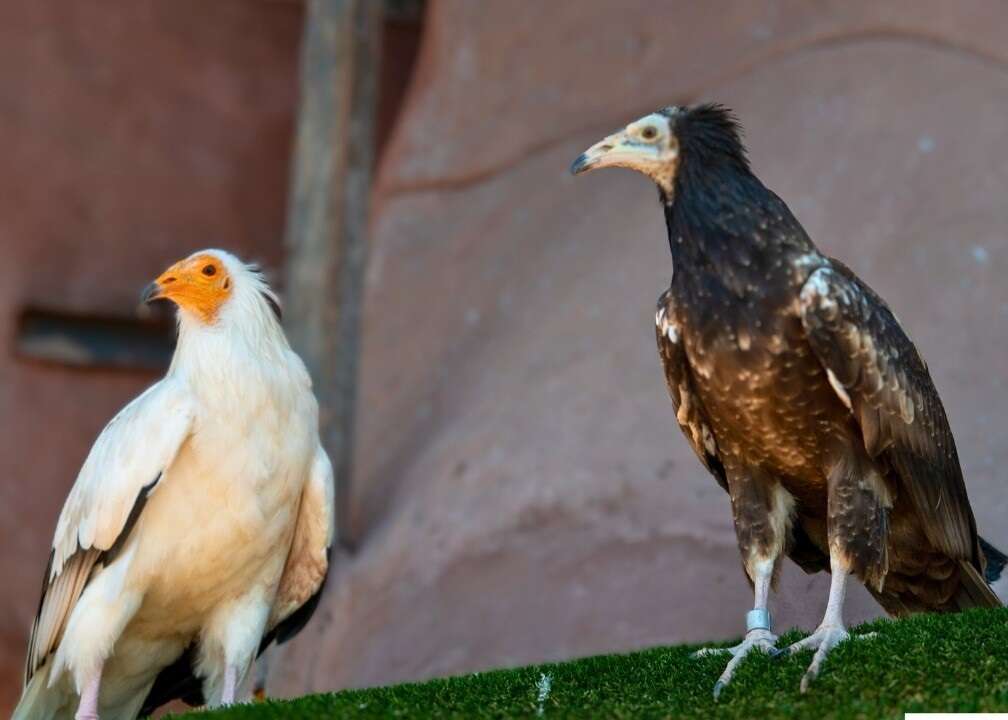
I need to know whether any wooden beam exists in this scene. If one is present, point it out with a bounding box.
[15,308,174,373]
[383,0,424,23]
[283,0,381,551]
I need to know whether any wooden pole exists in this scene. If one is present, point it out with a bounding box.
[283,0,381,551]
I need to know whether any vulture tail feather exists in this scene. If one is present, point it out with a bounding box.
[955,560,1002,610]
[13,662,70,720]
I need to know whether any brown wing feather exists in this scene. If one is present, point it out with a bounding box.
[26,549,100,685]
[265,446,334,644]
[24,381,193,687]
[655,288,727,491]
[799,262,981,568]
[25,477,157,685]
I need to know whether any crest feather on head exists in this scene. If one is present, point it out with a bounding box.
[671,103,749,171]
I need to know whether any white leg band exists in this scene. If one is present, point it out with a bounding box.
[746,608,772,633]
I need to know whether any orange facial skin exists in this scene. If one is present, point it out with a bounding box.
[142,253,233,324]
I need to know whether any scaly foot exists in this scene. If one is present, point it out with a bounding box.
[774,624,876,692]
[692,629,778,699]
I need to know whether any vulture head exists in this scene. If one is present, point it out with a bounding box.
[141,249,281,326]
[571,103,750,203]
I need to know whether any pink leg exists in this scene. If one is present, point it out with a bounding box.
[221,666,238,705]
[75,667,102,720]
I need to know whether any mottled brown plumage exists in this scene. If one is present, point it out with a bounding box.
[657,257,998,612]
[573,103,1002,695]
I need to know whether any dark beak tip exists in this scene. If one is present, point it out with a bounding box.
[570,153,591,176]
[140,282,161,305]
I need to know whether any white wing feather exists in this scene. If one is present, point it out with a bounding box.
[268,445,334,633]
[26,377,195,683]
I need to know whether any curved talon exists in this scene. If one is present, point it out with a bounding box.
[804,629,878,692]
[695,629,778,699]
[782,632,823,656]
[800,670,816,694]
[776,624,872,693]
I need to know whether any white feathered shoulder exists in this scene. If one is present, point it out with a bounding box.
[27,378,194,683]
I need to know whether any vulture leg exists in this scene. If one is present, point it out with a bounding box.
[776,553,876,692]
[694,473,790,699]
[693,557,778,699]
[221,666,238,705]
[213,594,270,706]
[75,665,103,720]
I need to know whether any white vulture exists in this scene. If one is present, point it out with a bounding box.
[14,250,334,720]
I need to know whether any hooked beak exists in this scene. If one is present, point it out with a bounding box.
[140,263,181,305]
[140,281,163,305]
[569,150,598,175]
[571,131,653,176]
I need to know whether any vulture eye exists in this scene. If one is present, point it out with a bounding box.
[641,126,658,140]
[202,264,217,277]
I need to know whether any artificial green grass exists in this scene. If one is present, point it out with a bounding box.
[178,607,1008,719]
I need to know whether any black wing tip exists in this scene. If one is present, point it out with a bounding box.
[261,291,282,321]
[258,546,334,656]
[140,645,204,718]
[980,536,1007,583]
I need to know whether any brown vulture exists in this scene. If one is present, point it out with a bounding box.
[571,104,1004,697]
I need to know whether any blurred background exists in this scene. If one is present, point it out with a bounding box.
[2,0,1008,715]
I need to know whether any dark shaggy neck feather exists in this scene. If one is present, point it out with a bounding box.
[663,106,818,302]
